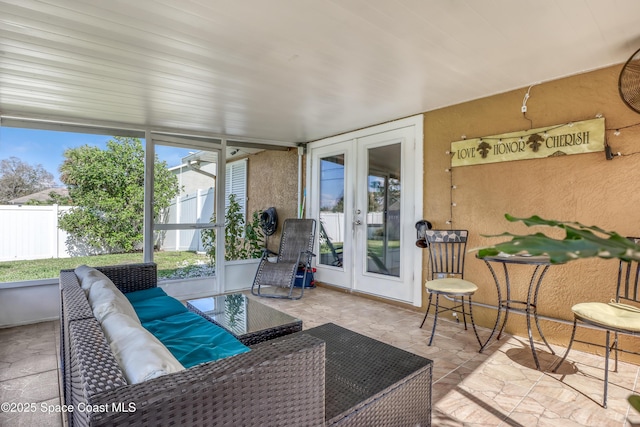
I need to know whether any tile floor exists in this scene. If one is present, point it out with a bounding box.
[1,286,640,426]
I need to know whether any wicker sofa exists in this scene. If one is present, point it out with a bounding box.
[59,263,326,427]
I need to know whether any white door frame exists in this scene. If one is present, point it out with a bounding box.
[306,114,424,306]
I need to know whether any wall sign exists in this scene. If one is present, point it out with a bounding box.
[450,117,605,167]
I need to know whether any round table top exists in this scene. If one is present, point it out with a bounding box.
[479,253,553,265]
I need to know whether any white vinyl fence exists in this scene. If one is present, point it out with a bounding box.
[319,212,385,243]
[160,188,215,253]
[0,188,216,262]
[0,204,72,262]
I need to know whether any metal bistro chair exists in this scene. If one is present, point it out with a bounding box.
[251,218,316,300]
[553,237,640,408]
[419,229,482,347]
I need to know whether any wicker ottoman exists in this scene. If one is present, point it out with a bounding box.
[298,323,433,426]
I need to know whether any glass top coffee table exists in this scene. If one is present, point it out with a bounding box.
[187,294,302,346]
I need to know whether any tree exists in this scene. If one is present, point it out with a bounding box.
[0,157,55,203]
[58,137,179,253]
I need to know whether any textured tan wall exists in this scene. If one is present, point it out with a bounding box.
[423,64,640,356]
[246,149,300,252]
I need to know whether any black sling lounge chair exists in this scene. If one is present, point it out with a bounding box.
[251,218,316,299]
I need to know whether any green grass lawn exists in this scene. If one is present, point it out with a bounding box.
[0,251,211,282]
[366,239,400,258]
[5,241,401,283]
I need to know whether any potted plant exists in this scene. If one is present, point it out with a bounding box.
[201,194,265,290]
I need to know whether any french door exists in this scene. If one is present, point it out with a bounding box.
[307,116,423,305]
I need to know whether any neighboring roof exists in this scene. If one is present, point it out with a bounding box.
[9,188,70,205]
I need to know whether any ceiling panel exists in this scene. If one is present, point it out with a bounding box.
[1,0,640,144]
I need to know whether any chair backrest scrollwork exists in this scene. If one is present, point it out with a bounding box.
[424,230,469,279]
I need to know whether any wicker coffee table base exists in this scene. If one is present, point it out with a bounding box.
[297,323,433,426]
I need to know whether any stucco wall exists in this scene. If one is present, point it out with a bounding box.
[423,64,640,356]
[246,149,300,252]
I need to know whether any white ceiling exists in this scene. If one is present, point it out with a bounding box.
[2,0,640,145]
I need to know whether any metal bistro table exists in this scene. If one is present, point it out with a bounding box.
[479,254,560,370]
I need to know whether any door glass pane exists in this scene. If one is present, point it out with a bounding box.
[366,143,401,276]
[319,155,344,267]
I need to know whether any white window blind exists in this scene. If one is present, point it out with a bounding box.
[225,158,247,220]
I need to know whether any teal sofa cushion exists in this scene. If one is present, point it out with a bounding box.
[123,286,250,368]
[125,287,167,303]
[143,311,250,368]
[129,294,188,323]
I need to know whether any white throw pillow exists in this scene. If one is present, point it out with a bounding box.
[101,312,185,384]
[75,265,112,296]
[88,279,140,324]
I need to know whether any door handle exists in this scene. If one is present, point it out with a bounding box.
[354,219,362,225]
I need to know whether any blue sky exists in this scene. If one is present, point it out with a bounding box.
[320,158,344,210]
[1,127,346,207]
[0,127,190,185]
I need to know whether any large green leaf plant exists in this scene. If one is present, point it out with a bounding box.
[477,214,640,264]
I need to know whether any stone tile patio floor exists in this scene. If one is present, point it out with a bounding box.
[1,286,639,426]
